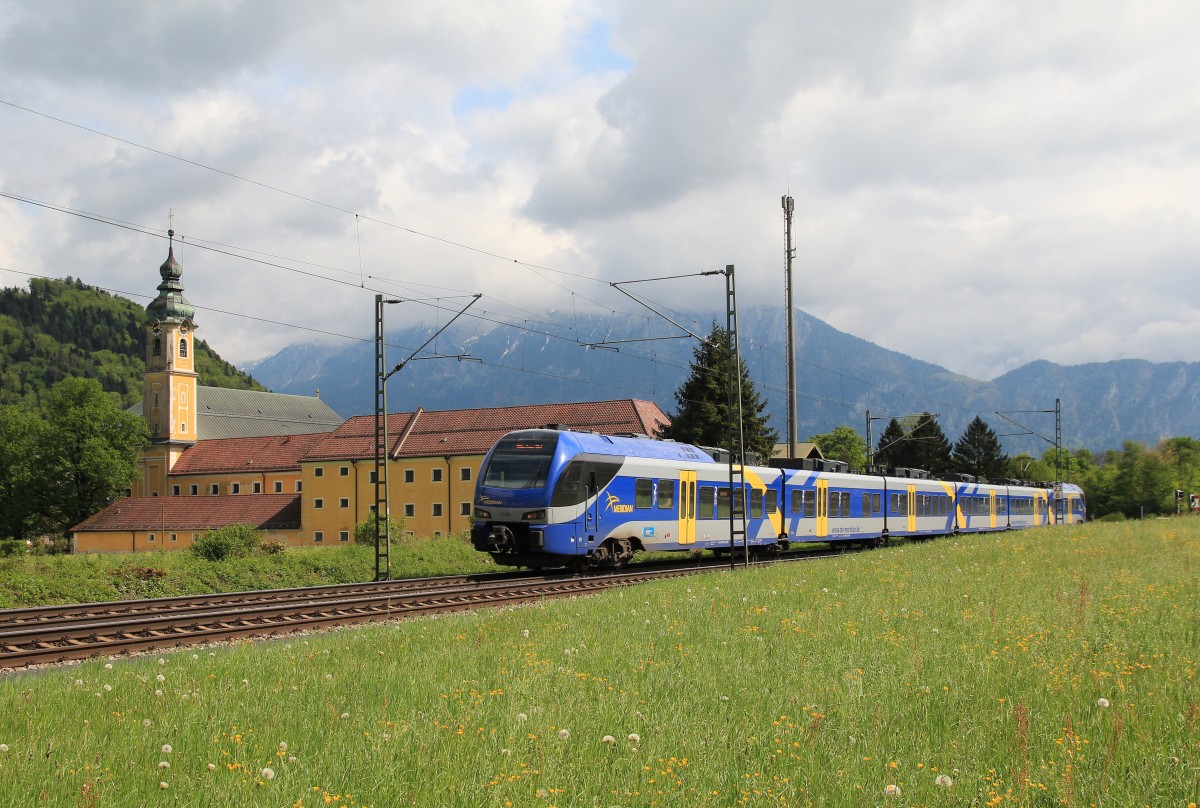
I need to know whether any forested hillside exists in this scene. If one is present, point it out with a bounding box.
[0,277,265,406]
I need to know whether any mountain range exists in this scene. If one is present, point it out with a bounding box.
[242,306,1200,455]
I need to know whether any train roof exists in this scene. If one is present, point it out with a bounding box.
[526,428,718,464]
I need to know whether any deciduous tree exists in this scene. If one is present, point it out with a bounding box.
[808,425,867,472]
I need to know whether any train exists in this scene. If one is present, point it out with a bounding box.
[470,427,1086,570]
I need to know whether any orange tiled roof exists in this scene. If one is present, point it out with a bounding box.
[168,433,329,475]
[302,399,670,461]
[72,494,301,533]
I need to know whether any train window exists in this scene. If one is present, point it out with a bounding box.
[658,480,675,509]
[635,479,653,509]
[899,494,908,515]
[699,486,716,519]
[483,432,559,491]
[549,457,621,507]
[765,490,778,514]
[827,491,840,518]
[733,488,745,517]
[890,493,899,514]
[750,489,763,518]
[803,489,816,518]
[791,490,803,512]
[839,491,851,517]
[872,493,881,514]
[862,493,870,517]
[710,485,729,516]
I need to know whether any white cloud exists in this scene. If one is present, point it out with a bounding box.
[0,0,1197,384]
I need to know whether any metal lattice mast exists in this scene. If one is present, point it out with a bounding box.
[1055,398,1063,524]
[782,196,797,460]
[724,265,748,568]
[373,295,392,581]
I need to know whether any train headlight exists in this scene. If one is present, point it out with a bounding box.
[474,507,491,520]
[522,509,545,521]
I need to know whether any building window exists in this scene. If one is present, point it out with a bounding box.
[231,483,241,494]
[190,484,198,496]
[314,532,324,543]
[433,531,442,538]
[296,481,302,492]
[432,468,443,483]
[404,504,415,517]
[153,338,161,356]
[460,467,472,482]
[314,467,324,477]
[339,531,349,543]
[171,485,180,496]
[369,471,377,484]
[339,466,349,476]
[404,469,415,483]
[169,533,178,542]
[179,338,188,357]
[460,502,471,516]
[274,481,282,493]
[148,534,156,542]
[405,531,415,539]
[432,503,443,517]
[210,484,219,495]
[253,482,262,493]
[314,499,324,509]
[181,422,187,433]
[339,498,349,508]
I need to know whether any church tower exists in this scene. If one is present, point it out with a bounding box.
[137,230,198,496]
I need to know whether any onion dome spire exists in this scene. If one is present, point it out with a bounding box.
[145,229,196,324]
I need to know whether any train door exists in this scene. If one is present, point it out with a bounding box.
[679,471,697,545]
[990,490,997,529]
[816,479,829,538]
[907,484,917,533]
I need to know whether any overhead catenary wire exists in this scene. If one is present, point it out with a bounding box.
[0,102,992,426]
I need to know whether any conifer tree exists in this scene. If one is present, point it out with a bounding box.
[874,418,908,469]
[658,324,778,461]
[952,416,1008,481]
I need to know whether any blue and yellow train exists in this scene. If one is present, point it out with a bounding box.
[470,428,1086,570]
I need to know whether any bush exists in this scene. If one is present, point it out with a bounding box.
[190,524,264,561]
[1096,512,1127,522]
[354,512,406,546]
[0,540,26,557]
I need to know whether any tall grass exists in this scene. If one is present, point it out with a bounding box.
[0,535,494,607]
[1,519,1197,806]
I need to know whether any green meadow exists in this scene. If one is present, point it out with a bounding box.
[1,519,1197,807]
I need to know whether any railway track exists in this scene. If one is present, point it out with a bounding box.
[0,565,713,669]
[0,549,848,670]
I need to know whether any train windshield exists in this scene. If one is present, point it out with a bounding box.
[481,432,559,490]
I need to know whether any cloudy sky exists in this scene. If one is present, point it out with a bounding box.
[1,0,1198,381]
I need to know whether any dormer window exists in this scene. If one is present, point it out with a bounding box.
[179,338,188,358]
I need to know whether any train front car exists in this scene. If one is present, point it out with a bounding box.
[471,428,718,570]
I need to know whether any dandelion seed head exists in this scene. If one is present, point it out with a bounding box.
[627,733,640,743]
[559,728,570,740]
[261,767,275,780]
[161,744,172,754]
[288,755,298,763]
[278,742,288,751]
[522,630,530,638]
[501,748,512,756]
[602,735,616,744]
[207,763,216,771]
[159,782,168,790]
[159,761,170,769]
[340,712,350,720]
[156,674,165,682]
[325,674,333,681]
[74,679,83,686]
[241,679,249,686]
[935,774,953,788]
[0,744,8,753]
[885,784,901,797]
[102,684,112,692]
[516,713,528,722]
[157,658,166,665]
[104,663,112,670]
[155,690,163,697]
[143,719,152,727]
[1097,697,1110,708]
[191,654,199,660]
